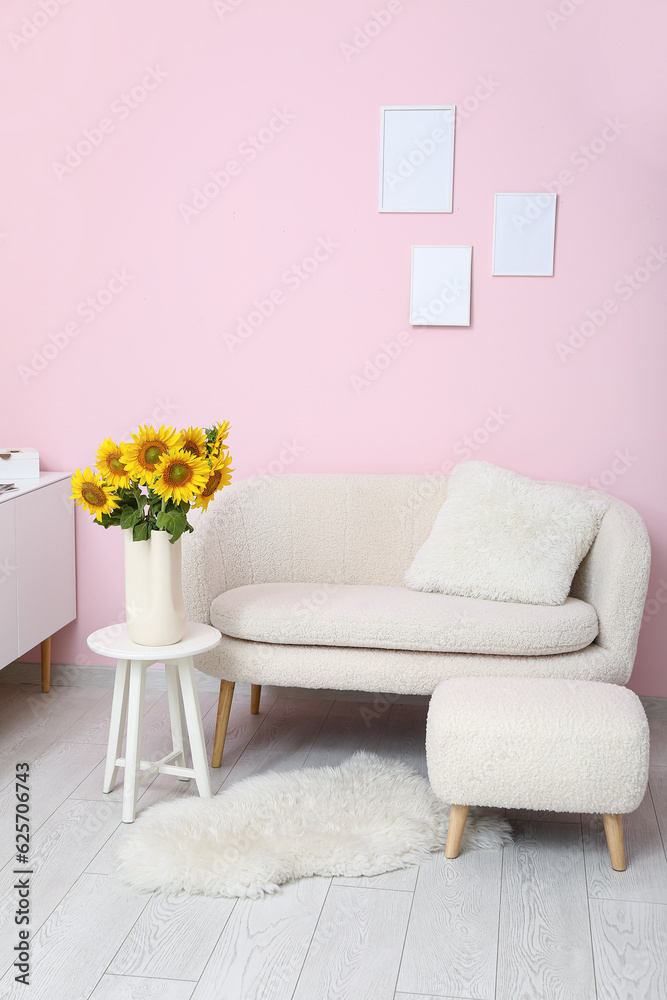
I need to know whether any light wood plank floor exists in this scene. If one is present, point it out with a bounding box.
[0,678,666,1000]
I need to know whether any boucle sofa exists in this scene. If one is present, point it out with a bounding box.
[182,473,650,765]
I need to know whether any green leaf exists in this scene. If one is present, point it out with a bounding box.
[132,520,150,542]
[119,505,142,530]
[156,507,187,543]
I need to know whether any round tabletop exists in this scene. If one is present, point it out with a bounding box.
[87,622,222,661]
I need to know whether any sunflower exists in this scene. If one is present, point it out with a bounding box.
[177,426,207,460]
[71,468,119,521]
[208,420,231,460]
[96,438,131,487]
[193,451,234,510]
[152,448,210,505]
[121,425,179,485]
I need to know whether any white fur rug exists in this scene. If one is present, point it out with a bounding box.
[116,752,512,898]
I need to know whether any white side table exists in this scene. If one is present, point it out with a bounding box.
[87,622,221,823]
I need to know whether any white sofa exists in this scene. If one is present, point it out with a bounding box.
[182,473,650,763]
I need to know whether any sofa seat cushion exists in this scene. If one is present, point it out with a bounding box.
[209,583,598,656]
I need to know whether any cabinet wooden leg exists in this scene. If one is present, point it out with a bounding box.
[603,813,626,871]
[212,680,235,767]
[445,804,470,859]
[250,684,261,715]
[41,636,51,693]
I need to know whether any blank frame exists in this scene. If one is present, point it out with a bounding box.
[379,106,455,213]
[492,193,557,276]
[410,246,472,326]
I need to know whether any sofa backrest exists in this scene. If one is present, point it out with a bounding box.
[193,472,449,588]
[191,471,644,586]
[184,472,650,672]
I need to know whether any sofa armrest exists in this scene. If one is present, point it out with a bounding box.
[182,497,246,626]
[570,496,650,680]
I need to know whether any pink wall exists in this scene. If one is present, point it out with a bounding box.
[3,0,667,693]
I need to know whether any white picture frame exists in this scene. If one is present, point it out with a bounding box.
[379,106,455,213]
[410,245,472,326]
[492,193,557,276]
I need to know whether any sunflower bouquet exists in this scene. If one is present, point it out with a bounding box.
[71,422,233,543]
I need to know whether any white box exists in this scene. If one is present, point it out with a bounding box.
[0,448,40,482]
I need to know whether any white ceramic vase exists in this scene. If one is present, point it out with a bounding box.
[123,528,186,646]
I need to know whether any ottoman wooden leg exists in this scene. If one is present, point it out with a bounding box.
[603,813,626,871]
[212,680,235,767]
[250,684,261,715]
[445,804,470,859]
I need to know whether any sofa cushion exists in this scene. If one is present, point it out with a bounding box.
[209,583,598,656]
[404,461,609,606]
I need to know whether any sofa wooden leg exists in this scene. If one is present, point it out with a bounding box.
[445,804,469,859]
[603,813,626,871]
[212,680,235,768]
[250,684,261,715]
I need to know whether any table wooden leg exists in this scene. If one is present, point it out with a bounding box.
[122,660,146,823]
[103,659,130,794]
[177,657,212,799]
[41,636,51,693]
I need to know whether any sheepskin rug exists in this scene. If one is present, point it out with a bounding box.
[116,752,512,898]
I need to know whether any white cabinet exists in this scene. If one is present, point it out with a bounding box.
[0,501,18,667]
[0,473,76,690]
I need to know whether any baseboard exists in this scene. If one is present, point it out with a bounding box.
[1,661,664,715]
[0,661,222,692]
[0,661,430,704]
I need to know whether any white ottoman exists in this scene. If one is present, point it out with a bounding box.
[426,676,649,870]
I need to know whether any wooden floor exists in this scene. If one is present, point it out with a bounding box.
[0,678,666,1000]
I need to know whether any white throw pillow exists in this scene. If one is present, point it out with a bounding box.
[404,462,608,606]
